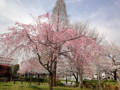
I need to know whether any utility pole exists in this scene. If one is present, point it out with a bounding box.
[117,71,120,90]
[97,65,101,90]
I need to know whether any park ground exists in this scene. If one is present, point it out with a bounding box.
[0,80,120,90]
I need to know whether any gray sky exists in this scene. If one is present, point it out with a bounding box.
[0,0,120,43]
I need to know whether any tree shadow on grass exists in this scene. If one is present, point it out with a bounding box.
[0,85,12,90]
[1,88,8,90]
[2,84,12,86]
[29,85,48,90]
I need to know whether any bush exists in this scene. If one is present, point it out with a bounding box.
[24,77,44,82]
[83,80,98,89]
[73,82,79,87]
[0,77,8,81]
[20,77,50,83]
[56,80,64,86]
[83,79,119,89]
[10,64,19,76]
[44,78,50,82]
[0,64,10,78]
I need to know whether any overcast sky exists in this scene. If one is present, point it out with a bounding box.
[0,0,120,44]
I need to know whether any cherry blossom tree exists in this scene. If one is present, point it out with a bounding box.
[103,42,120,80]
[0,13,83,90]
[18,58,47,85]
[18,58,46,75]
[62,37,101,88]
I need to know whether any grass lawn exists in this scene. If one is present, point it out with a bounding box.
[0,81,91,90]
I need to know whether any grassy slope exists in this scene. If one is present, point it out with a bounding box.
[0,82,91,90]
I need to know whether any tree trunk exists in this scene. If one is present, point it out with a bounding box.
[53,61,57,87]
[14,80,16,84]
[29,74,33,85]
[76,73,78,83]
[66,74,68,85]
[79,73,84,88]
[114,70,117,80]
[73,73,79,83]
[21,79,23,85]
[11,75,13,81]
[49,73,53,90]
[38,81,40,86]
[52,72,56,87]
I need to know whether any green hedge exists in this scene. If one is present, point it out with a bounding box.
[0,65,10,78]
[56,80,64,86]
[83,80,119,90]
[19,77,50,83]
[73,82,79,87]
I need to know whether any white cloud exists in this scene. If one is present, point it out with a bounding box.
[0,0,45,34]
[90,22,119,43]
[67,0,82,3]
[88,6,120,44]
[0,0,6,9]
[114,0,120,7]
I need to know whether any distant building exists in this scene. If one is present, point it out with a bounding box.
[0,57,14,66]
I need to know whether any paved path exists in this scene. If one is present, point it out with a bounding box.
[61,81,75,86]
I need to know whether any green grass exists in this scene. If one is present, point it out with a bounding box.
[0,81,90,90]
[54,87,91,90]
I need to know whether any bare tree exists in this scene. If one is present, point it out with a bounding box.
[88,29,104,45]
[71,21,105,45]
[71,21,89,36]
